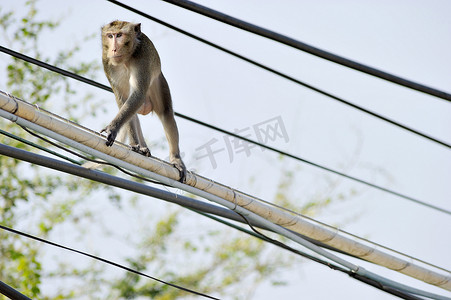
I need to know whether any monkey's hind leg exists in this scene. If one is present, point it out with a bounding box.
[127,115,151,157]
[153,74,187,182]
[158,111,186,182]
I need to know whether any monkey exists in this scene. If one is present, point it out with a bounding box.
[100,20,186,181]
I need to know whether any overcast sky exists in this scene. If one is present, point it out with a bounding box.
[1,0,450,299]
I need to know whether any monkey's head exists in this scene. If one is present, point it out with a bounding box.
[101,20,142,65]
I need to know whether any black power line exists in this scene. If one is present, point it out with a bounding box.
[0,210,425,300]
[3,139,450,275]
[103,2,451,149]
[0,47,449,215]
[0,141,359,258]
[0,46,110,93]
[161,0,451,102]
[0,281,32,300]
[0,144,432,300]
[0,223,219,299]
[0,210,428,300]
[179,114,451,216]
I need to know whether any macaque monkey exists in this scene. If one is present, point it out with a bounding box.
[100,20,186,181]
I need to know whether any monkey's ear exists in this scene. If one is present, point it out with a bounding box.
[134,23,141,33]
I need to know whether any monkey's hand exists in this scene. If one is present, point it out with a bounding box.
[171,155,187,183]
[101,125,118,147]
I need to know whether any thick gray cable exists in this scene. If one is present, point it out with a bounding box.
[1,144,448,300]
[0,108,357,269]
[1,109,450,300]
[0,140,357,256]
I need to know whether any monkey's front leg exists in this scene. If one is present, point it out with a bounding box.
[101,121,151,157]
[102,91,145,147]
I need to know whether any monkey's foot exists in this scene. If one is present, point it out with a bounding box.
[131,145,151,157]
[171,156,187,183]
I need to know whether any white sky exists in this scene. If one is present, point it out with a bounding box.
[0,0,450,299]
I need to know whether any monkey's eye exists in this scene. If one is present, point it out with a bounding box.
[107,34,113,39]
[117,33,122,38]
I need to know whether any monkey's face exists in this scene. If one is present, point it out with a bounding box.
[104,32,132,65]
[102,21,140,65]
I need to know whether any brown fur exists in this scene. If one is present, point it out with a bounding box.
[101,20,186,181]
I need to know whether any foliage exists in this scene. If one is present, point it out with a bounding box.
[0,1,113,299]
[108,209,293,300]
[0,2,342,300]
